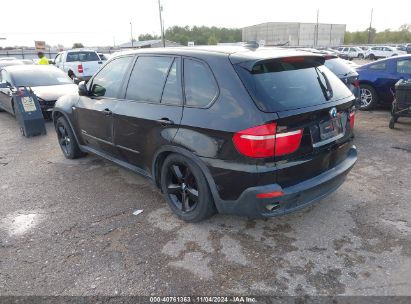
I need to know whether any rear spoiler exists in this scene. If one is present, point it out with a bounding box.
[235,55,326,72]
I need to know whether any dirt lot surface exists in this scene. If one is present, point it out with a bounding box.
[0,110,410,296]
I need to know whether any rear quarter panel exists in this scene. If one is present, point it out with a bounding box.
[172,54,277,200]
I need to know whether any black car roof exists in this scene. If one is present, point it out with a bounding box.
[113,46,324,64]
[3,65,60,73]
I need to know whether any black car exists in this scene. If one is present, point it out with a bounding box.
[52,47,357,222]
[323,55,360,102]
[0,65,77,118]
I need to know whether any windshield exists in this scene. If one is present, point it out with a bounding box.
[234,59,352,112]
[12,68,73,87]
[324,58,356,76]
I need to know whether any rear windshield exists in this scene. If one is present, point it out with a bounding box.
[66,51,100,62]
[234,59,352,112]
[324,58,356,76]
[12,68,72,87]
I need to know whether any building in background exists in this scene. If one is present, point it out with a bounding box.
[242,22,346,47]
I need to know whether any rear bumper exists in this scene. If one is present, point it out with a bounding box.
[215,146,357,218]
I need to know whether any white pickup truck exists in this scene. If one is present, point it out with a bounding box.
[54,49,106,82]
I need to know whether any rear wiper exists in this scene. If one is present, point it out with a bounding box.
[315,67,333,101]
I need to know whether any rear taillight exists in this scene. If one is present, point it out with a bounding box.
[352,80,360,87]
[349,111,355,130]
[233,123,303,158]
[77,64,84,74]
[256,191,284,199]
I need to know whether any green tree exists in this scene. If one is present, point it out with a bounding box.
[72,43,84,49]
[138,34,160,41]
[138,26,242,46]
[344,26,411,44]
[207,34,218,45]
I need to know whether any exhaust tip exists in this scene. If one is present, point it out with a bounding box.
[265,202,280,212]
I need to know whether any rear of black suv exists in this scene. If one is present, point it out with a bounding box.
[186,50,357,218]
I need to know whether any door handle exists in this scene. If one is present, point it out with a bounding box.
[103,108,112,116]
[156,118,174,125]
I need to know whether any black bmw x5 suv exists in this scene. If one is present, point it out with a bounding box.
[53,46,357,222]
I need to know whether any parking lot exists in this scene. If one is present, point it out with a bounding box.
[0,110,410,296]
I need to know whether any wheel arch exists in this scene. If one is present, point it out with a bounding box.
[152,145,224,212]
[359,81,381,100]
[52,110,83,151]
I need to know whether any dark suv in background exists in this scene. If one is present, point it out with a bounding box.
[52,47,357,222]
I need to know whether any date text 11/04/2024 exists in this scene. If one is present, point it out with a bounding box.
[149,296,257,303]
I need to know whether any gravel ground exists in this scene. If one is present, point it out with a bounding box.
[0,110,410,296]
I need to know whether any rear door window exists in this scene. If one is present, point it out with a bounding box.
[183,58,218,107]
[397,59,411,74]
[125,56,174,103]
[369,62,387,70]
[161,58,183,105]
[234,57,352,112]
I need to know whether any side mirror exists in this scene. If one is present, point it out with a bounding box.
[78,81,88,96]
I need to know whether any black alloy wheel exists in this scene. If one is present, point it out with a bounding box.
[166,162,199,213]
[55,116,85,159]
[160,154,216,222]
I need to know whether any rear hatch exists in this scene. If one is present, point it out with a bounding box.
[232,54,356,187]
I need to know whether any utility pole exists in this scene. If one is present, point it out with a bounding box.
[158,0,165,47]
[130,22,134,47]
[368,8,374,44]
[315,9,319,47]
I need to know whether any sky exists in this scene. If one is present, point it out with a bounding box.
[0,0,410,48]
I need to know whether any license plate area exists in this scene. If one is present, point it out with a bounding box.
[319,117,343,140]
[310,112,347,148]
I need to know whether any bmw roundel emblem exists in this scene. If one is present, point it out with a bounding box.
[329,107,337,119]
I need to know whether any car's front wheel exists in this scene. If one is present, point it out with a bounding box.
[160,153,216,222]
[359,84,378,110]
[55,116,85,159]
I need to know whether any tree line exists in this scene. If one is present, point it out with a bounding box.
[344,24,411,44]
[138,26,242,46]
[138,24,411,47]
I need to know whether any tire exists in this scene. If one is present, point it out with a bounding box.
[43,111,52,121]
[55,116,85,159]
[160,153,216,222]
[369,54,376,60]
[358,53,364,59]
[359,84,378,110]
